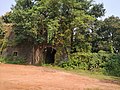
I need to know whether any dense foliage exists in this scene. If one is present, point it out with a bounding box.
[59,51,120,76]
[1,0,120,76]
[0,18,4,38]
[10,0,105,47]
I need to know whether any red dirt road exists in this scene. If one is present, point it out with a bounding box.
[0,64,120,90]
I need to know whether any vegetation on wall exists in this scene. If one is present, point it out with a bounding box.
[0,18,4,39]
[0,18,5,52]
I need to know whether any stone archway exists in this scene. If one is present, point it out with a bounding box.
[43,47,56,64]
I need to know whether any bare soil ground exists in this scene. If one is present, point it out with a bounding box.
[0,64,120,90]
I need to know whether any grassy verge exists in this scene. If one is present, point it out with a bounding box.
[0,56,26,65]
[43,64,120,84]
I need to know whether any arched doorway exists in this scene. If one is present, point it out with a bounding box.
[43,47,56,64]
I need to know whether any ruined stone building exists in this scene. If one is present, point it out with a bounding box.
[0,24,67,65]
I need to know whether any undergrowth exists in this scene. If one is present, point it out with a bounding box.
[59,51,120,77]
[0,56,26,64]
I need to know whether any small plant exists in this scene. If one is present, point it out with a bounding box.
[0,57,6,63]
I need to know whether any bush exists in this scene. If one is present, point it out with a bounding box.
[59,51,120,76]
[105,54,120,77]
[0,56,26,64]
[59,52,110,71]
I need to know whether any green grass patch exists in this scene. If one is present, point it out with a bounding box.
[43,64,120,84]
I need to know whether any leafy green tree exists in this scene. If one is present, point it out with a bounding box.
[0,17,4,38]
[0,17,3,31]
[11,0,45,44]
[2,12,12,23]
[94,16,120,53]
[102,16,120,53]
[89,3,105,18]
[10,0,106,54]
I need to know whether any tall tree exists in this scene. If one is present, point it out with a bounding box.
[92,16,120,53]
[100,16,120,53]
[10,0,106,53]
[2,12,12,23]
[89,3,105,18]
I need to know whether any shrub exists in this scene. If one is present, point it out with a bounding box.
[105,54,120,77]
[59,52,109,71]
[0,56,26,64]
[59,51,120,76]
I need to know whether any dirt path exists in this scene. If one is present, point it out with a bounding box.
[0,64,120,90]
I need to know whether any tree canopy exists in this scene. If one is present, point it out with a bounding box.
[7,0,106,52]
[2,0,120,53]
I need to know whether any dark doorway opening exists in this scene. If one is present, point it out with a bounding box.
[43,47,56,64]
[13,51,18,56]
